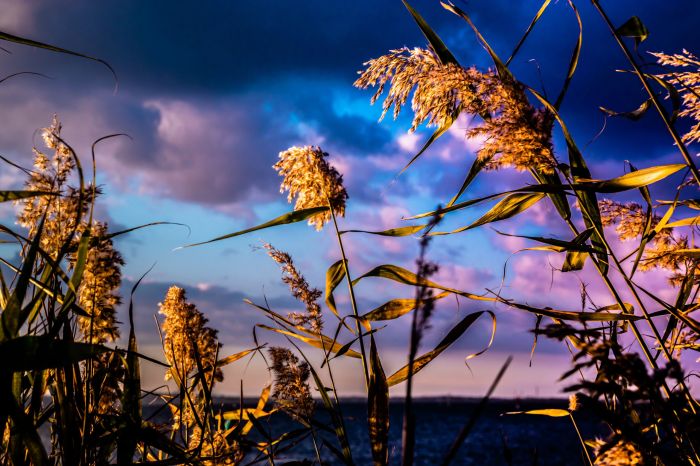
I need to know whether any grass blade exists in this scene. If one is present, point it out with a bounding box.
[180,206,329,248]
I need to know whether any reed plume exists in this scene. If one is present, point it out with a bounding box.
[652,49,700,144]
[355,47,557,173]
[264,243,323,333]
[274,145,348,230]
[268,347,314,422]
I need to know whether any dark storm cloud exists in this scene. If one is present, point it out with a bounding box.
[3,0,700,208]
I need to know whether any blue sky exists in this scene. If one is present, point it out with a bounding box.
[1,0,699,397]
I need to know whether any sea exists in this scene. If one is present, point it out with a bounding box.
[193,398,604,465]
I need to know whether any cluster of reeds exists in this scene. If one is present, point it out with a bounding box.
[2,1,700,465]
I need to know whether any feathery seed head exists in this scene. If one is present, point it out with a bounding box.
[599,199,692,279]
[594,441,644,465]
[77,221,124,344]
[264,244,323,333]
[652,49,700,144]
[159,286,223,385]
[268,347,314,421]
[355,47,557,173]
[274,145,348,230]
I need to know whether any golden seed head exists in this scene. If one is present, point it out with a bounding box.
[77,221,124,344]
[274,145,348,230]
[594,441,644,465]
[264,243,323,333]
[599,199,691,279]
[652,49,700,144]
[568,394,579,412]
[268,347,314,421]
[355,47,557,174]
[159,286,223,385]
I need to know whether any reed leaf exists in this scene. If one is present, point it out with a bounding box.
[0,336,107,371]
[368,336,389,466]
[505,408,570,417]
[0,190,56,203]
[352,264,495,302]
[387,311,493,386]
[340,225,426,237]
[363,292,450,322]
[431,192,546,235]
[257,325,361,358]
[180,206,329,248]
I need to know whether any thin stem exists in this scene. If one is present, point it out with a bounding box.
[591,0,700,186]
[401,295,420,466]
[569,413,593,466]
[329,203,370,389]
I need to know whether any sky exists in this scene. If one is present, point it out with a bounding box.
[0,0,699,398]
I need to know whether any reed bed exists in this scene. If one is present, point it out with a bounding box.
[1,1,699,465]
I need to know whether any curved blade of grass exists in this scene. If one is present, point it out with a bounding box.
[353,264,495,302]
[219,407,277,421]
[293,343,354,465]
[493,228,595,253]
[106,221,189,241]
[0,190,56,203]
[499,299,641,322]
[529,169,572,221]
[1,215,44,339]
[325,259,347,320]
[180,206,328,248]
[600,99,651,121]
[505,408,569,417]
[257,324,361,358]
[529,87,608,273]
[553,0,582,110]
[340,225,426,237]
[0,336,107,371]
[118,265,151,466]
[407,184,568,220]
[576,164,684,193]
[363,292,450,322]
[402,0,458,66]
[662,216,700,229]
[506,0,552,66]
[440,1,511,79]
[441,356,512,466]
[387,311,492,386]
[447,155,492,208]
[0,30,117,90]
[218,348,258,367]
[562,250,588,272]
[628,162,655,277]
[615,16,648,47]
[431,192,545,236]
[368,336,389,466]
[3,393,48,466]
[397,122,454,176]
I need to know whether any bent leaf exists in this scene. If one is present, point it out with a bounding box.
[258,325,361,358]
[363,292,450,322]
[576,164,684,193]
[432,192,545,235]
[616,16,648,46]
[506,408,569,417]
[0,336,107,371]
[368,336,389,465]
[599,99,651,121]
[402,0,458,66]
[353,264,494,302]
[0,190,56,203]
[181,206,328,248]
[387,311,492,386]
[341,225,426,237]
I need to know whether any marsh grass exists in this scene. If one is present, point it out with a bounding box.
[1,1,700,465]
